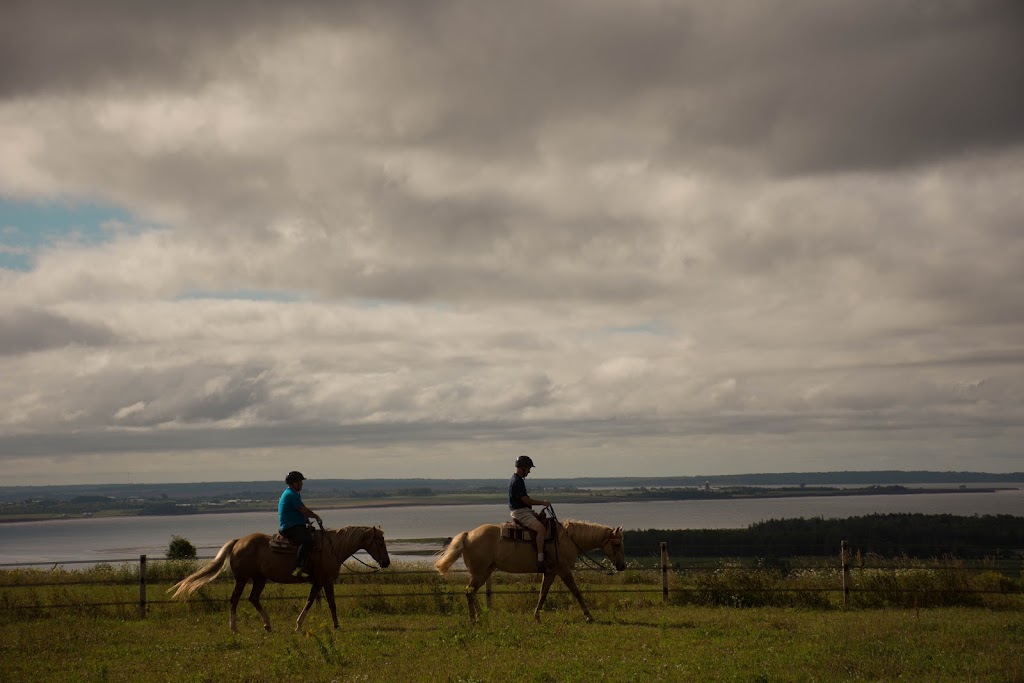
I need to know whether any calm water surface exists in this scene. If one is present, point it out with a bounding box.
[1,486,1021,565]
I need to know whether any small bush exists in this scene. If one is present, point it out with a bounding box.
[166,535,197,560]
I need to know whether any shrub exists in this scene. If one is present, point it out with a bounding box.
[166,535,197,560]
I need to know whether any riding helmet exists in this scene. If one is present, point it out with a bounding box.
[285,471,306,483]
[514,455,535,469]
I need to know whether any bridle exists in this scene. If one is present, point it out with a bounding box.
[342,528,386,574]
[565,522,622,574]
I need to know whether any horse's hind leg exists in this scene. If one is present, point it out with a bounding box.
[229,578,246,633]
[248,576,272,632]
[559,571,593,623]
[465,567,493,625]
[533,571,556,623]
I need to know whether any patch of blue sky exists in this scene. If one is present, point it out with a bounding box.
[355,297,451,310]
[0,197,137,271]
[177,288,303,303]
[604,320,673,336]
[579,319,674,341]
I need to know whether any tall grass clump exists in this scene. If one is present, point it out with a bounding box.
[681,562,832,608]
[850,556,1022,609]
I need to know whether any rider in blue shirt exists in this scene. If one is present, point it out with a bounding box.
[278,471,323,577]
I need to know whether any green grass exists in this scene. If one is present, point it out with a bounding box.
[2,560,1022,681]
[3,605,1023,682]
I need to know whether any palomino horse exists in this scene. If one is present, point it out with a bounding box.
[434,518,625,623]
[170,525,390,633]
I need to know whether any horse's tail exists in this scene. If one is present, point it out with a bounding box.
[168,539,237,599]
[433,532,467,574]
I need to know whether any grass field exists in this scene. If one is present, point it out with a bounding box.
[2,556,1024,682]
[3,603,1023,682]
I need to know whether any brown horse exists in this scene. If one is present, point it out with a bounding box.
[434,519,625,623]
[170,525,390,633]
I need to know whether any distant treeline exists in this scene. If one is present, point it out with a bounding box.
[627,514,1024,559]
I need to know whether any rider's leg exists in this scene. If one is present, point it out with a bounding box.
[528,516,546,564]
[282,525,313,574]
[512,508,546,566]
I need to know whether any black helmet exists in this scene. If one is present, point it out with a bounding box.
[285,471,306,484]
[514,455,535,469]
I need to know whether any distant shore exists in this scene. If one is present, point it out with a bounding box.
[1,484,1015,524]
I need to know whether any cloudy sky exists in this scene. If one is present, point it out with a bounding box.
[2,1,1023,485]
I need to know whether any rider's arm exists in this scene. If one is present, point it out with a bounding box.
[520,495,550,508]
[298,504,322,523]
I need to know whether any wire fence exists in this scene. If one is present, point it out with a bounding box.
[2,539,1021,618]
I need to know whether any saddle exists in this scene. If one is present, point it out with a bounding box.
[269,530,320,555]
[501,510,556,544]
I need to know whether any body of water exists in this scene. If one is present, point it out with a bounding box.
[1,486,1021,565]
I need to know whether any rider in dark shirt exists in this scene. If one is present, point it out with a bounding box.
[508,455,550,571]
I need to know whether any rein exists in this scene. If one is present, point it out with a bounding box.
[545,504,561,569]
[343,553,383,574]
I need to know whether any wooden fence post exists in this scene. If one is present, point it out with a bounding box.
[840,541,850,607]
[485,575,492,608]
[139,554,147,619]
[661,542,669,603]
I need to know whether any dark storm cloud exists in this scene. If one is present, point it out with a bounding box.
[0,0,347,96]
[0,307,115,355]
[4,1,1022,173]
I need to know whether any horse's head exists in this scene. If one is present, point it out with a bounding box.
[600,526,626,571]
[363,526,391,569]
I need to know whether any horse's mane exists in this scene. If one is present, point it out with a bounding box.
[336,525,368,539]
[561,519,612,547]
[333,525,377,547]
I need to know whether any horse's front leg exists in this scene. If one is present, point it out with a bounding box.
[559,571,593,623]
[295,580,320,632]
[248,576,272,632]
[323,581,339,629]
[533,571,556,623]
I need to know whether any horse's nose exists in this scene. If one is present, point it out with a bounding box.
[381,558,391,569]
[616,561,626,571]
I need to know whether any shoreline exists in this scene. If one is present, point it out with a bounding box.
[1,485,1016,524]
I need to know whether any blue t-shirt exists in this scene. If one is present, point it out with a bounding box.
[509,474,529,510]
[278,487,307,531]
